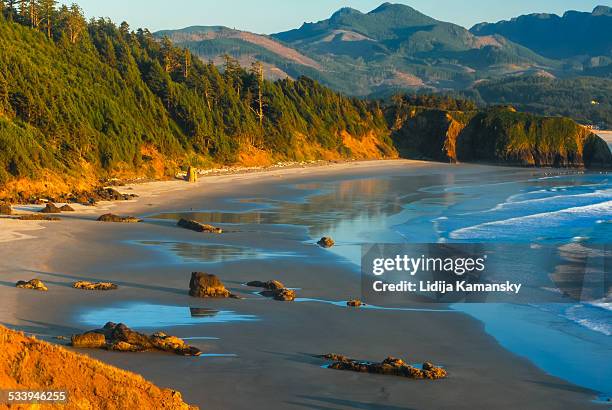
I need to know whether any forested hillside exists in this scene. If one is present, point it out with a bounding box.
[470,76,612,129]
[0,2,393,199]
[0,2,610,202]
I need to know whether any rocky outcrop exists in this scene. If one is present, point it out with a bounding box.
[59,188,139,206]
[246,280,285,290]
[391,106,612,169]
[97,214,142,223]
[268,288,296,301]
[73,281,119,291]
[71,322,202,356]
[583,133,612,168]
[178,218,223,233]
[247,280,296,301]
[347,299,364,307]
[317,237,335,248]
[189,272,236,298]
[60,204,75,212]
[0,203,12,215]
[318,354,447,379]
[40,203,62,213]
[16,279,48,291]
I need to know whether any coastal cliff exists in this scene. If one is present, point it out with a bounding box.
[389,100,612,168]
[0,13,610,201]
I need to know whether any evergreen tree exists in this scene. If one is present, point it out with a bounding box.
[59,3,84,43]
[38,0,56,38]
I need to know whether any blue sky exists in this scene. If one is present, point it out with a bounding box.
[58,1,607,33]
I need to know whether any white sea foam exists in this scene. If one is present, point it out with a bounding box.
[563,304,612,336]
[489,189,612,212]
[587,298,612,311]
[450,201,612,240]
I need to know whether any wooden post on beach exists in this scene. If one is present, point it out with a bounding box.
[186,166,198,183]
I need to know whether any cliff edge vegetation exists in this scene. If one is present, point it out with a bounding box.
[0,7,394,200]
[387,95,612,167]
[0,4,610,202]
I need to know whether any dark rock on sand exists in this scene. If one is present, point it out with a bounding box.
[246,280,285,290]
[317,237,335,248]
[67,187,138,206]
[40,203,62,214]
[17,214,60,221]
[0,203,12,215]
[73,281,118,291]
[189,272,236,298]
[247,280,296,301]
[60,204,75,212]
[318,354,447,379]
[260,288,296,301]
[97,214,142,223]
[272,288,296,301]
[178,218,223,234]
[93,188,138,202]
[347,299,364,307]
[16,279,48,291]
[71,322,201,356]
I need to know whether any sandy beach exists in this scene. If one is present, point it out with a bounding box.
[0,159,602,409]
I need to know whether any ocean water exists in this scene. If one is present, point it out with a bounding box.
[146,166,611,396]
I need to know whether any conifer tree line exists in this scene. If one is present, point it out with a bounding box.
[0,4,391,187]
[0,0,85,42]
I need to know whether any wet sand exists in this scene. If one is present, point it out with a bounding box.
[0,160,601,409]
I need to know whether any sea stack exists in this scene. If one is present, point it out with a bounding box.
[186,166,198,183]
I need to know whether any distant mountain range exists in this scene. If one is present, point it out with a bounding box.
[157,3,611,96]
[471,5,612,63]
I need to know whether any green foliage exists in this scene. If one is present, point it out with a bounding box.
[0,11,388,186]
[386,93,611,168]
[472,75,612,129]
[457,108,594,166]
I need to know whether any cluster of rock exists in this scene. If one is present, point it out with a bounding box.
[178,218,223,234]
[347,299,364,307]
[317,237,335,248]
[16,278,119,293]
[40,203,74,214]
[73,281,119,291]
[318,354,447,379]
[246,280,296,301]
[11,187,138,207]
[67,188,138,206]
[71,322,201,356]
[97,214,142,223]
[17,214,61,221]
[16,279,48,291]
[189,272,238,298]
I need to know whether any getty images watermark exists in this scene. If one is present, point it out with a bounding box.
[361,243,610,305]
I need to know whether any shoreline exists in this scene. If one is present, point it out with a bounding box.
[0,159,603,409]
